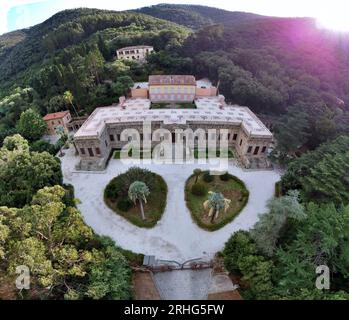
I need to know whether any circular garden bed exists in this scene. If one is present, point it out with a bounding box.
[104,167,168,228]
[185,170,249,231]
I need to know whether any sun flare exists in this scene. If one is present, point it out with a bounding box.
[316,10,349,32]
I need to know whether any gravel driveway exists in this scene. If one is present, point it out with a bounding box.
[62,148,281,261]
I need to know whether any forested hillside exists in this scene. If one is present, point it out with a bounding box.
[133,4,260,29]
[0,8,190,142]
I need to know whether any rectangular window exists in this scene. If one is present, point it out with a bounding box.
[239,139,243,146]
[95,147,101,155]
[109,134,115,142]
[88,148,94,157]
[228,133,231,140]
[254,146,260,155]
[233,134,238,141]
[117,134,121,141]
[80,148,85,155]
[247,146,253,153]
[262,146,267,153]
[105,140,108,147]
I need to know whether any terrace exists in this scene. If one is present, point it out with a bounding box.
[74,96,272,139]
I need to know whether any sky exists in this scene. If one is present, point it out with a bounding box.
[1,0,349,35]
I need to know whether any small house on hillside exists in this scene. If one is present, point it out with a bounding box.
[116,45,154,62]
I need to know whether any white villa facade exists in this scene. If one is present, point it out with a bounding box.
[73,76,273,171]
[116,45,154,62]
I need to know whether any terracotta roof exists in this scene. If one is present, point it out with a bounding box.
[43,111,69,121]
[117,45,153,51]
[149,75,196,86]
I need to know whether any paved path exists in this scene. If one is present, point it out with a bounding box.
[61,148,281,261]
[153,269,212,300]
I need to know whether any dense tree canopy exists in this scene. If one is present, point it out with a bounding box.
[0,135,62,207]
[16,109,47,142]
[281,135,349,205]
[0,185,131,299]
[224,203,349,299]
[250,190,306,257]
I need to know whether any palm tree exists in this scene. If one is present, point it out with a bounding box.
[63,91,79,117]
[203,191,231,223]
[193,169,202,184]
[128,181,150,220]
[55,125,66,157]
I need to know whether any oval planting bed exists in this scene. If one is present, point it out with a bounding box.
[185,170,249,231]
[104,167,168,228]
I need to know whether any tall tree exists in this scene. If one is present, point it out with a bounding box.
[251,190,306,257]
[128,181,150,220]
[63,91,79,116]
[16,109,47,142]
[0,135,62,207]
[0,186,131,299]
[274,204,349,297]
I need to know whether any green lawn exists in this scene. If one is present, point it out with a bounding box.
[114,149,152,160]
[185,171,249,231]
[150,102,196,109]
[104,169,167,228]
[193,148,235,159]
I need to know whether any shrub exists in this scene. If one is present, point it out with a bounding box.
[104,183,119,199]
[275,181,282,197]
[191,182,208,196]
[193,169,202,183]
[30,140,59,155]
[63,183,75,207]
[117,198,133,212]
[223,231,257,274]
[223,230,274,299]
[110,167,156,195]
[203,171,214,183]
[220,172,230,181]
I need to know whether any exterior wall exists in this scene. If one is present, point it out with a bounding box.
[149,85,196,102]
[131,88,148,98]
[195,87,218,98]
[74,127,112,171]
[117,47,154,62]
[45,112,71,135]
[74,120,272,171]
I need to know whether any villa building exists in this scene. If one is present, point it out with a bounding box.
[148,75,197,102]
[73,75,273,170]
[116,45,154,62]
[43,111,72,135]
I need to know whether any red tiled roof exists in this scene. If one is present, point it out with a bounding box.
[149,75,196,86]
[43,111,69,121]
